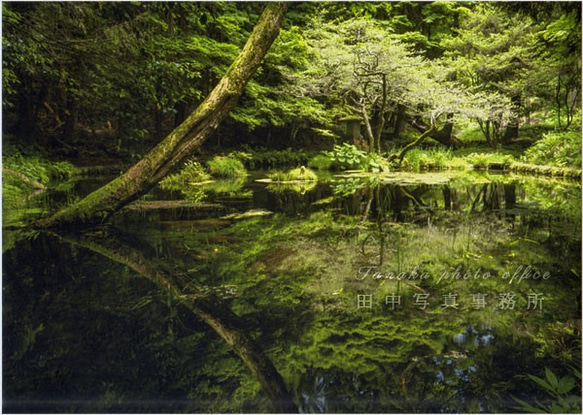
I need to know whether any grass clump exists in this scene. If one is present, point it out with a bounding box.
[465,153,515,169]
[206,155,247,178]
[268,166,318,182]
[159,160,211,190]
[401,148,469,171]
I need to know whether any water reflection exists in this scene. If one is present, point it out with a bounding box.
[3,171,581,413]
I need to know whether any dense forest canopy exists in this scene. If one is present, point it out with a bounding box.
[3,1,580,158]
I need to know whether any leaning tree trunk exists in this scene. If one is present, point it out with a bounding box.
[408,116,462,148]
[37,3,288,229]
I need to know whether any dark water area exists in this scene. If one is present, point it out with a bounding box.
[3,171,582,413]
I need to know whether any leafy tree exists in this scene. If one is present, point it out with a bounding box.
[37,3,288,228]
[298,14,506,158]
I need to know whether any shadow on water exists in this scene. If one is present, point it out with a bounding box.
[3,170,582,413]
[4,227,298,413]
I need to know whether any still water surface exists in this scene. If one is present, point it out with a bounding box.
[4,171,581,413]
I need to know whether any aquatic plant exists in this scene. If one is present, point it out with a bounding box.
[206,155,247,178]
[286,166,318,181]
[326,142,368,170]
[268,166,318,182]
[159,160,211,190]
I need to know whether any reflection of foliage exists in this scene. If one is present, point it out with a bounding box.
[268,166,318,182]
[266,181,317,195]
[331,176,378,196]
[207,176,248,197]
[514,367,582,413]
[6,171,581,413]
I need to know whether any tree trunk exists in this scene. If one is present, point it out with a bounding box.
[393,104,406,137]
[37,3,288,229]
[408,117,462,148]
[388,126,436,164]
[62,94,78,144]
[502,92,521,143]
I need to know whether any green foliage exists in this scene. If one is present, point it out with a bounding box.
[513,367,581,413]
[326,143,390,172]
[401,148,469,171]
[267,166,318,182]
[465,153,515,169]
[524,131,582,168]
[307,154,334,170]
[158,160,211,190]
[2,152,75,208]
[286,166,318,181]
[206,155,247,178]
[327,143,367,169]
[237,147,315,169]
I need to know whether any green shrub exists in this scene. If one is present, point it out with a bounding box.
[325,143,390,172]
[465,152,514,169]
[513,367,581,413]
[237,146,314,169]
[159,160,211,190]
[326,142,368,170]
[287,166,318,181]
[401,148,469,171]
[2,152,76,208]
[524,131,582,168]
[206,155,247,178]
[308,154,334,170]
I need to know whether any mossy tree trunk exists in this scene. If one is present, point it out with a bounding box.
[38,3,288,228]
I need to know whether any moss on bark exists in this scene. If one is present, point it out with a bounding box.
[37,3,288,229]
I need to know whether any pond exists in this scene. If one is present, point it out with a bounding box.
[3,170,582,413]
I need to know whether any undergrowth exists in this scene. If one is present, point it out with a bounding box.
[159,160,211,190]
[2,152,75,208]
[206,155,247,178]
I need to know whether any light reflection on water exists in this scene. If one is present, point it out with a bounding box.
[3,171,581,413]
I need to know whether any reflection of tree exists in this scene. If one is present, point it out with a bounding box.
[52,229,298,413]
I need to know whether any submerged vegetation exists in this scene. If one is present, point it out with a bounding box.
[158,160,211,191]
